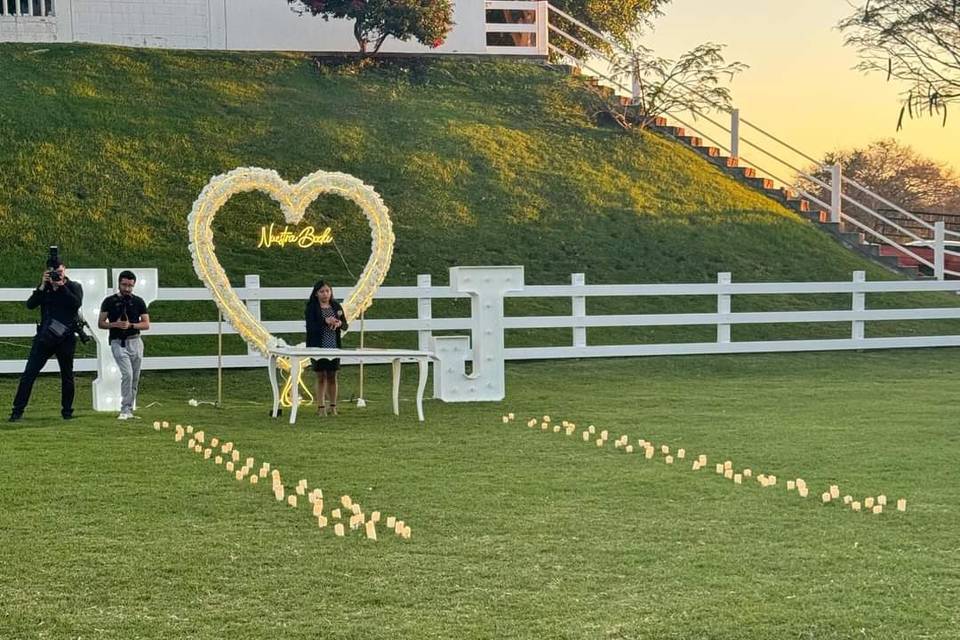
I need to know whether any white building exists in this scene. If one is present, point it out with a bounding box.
[0,0,547,56]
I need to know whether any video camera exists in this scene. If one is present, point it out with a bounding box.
[75,317,92,345]
[46,245,62,283]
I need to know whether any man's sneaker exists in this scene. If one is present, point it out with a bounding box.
[8,413,22,423]
[117,412,130,420]
[62,413,74,420]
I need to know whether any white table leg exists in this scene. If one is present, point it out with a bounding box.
[268,354,280,418]
[392,358,401,416]
[416,358,428,422]
[289,357,301,425]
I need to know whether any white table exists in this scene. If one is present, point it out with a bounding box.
[267,347,436,424]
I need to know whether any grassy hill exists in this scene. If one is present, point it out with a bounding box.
[0,43,956,357]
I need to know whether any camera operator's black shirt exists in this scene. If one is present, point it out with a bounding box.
[100,293,148,342]
[26,280,83,328]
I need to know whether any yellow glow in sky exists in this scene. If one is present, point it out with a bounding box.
[641,0,958,173]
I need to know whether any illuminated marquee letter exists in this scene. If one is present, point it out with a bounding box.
[432,266,524,402]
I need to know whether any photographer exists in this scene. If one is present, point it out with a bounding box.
[98,271,150,420]
[8,252,84,422]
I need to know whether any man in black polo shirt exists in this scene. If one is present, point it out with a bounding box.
[98,271,151,420]
[9,260,84,422]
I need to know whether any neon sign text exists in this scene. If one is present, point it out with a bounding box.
[257,223,334,249]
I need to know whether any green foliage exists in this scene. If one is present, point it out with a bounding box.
[288,0,453,54]
[838,0,960,127]
[549,0,669,42]
[592,41,747,130]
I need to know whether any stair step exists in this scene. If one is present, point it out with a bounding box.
[731,166,757,178]
[677,135,703,146]
[653,125,686,137]
[746,177,775,190]
[765,187,787,199]
[641,115,668,127]
[710,155,739,168]
[696,146,721,157]
[839,231,865,246]
[877,254,905,268]
[552,64,580,76]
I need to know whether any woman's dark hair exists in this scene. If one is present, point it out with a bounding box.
[306,280,334,310]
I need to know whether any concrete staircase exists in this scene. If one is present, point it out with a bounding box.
[573,72,952,279]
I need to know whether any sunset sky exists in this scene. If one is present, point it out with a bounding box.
[641,0,958,174]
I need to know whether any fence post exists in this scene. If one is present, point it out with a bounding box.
[852,271,865,341]
[830,163,842,224]
[934,221,946,280]
[571,273,586,348]
[244,274,260,356]
[537,1,549,56]
[730,109,740,160]
[417,274,433,352]
[717,272,731,344]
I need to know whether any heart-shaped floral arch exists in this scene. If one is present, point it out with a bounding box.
[187,167,394,359]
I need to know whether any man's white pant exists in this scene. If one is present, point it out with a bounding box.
[110,337,143,414]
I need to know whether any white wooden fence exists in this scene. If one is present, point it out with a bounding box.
[2,270,960,375]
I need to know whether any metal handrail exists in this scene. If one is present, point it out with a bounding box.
[547,24,631,76]
[842,175,960,240]
[549,45,634,96]
[548,21,825,190]
[545,6,960,277]
[676,104,834,192]
[839,215,935,270]
[841,196,926,243]
[547,3,627,54]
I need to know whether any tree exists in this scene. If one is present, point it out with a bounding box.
[797,139,960,217]
[585,42,747,131]
[838,1,960,128]
[288,0,454,55]
[549,0,670,45]
[628,42,746,129]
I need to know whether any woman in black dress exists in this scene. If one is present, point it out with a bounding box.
[305,280,348,416]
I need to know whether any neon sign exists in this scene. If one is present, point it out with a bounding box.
[257,223,334,249]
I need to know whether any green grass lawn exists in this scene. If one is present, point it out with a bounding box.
[2,349,959,639]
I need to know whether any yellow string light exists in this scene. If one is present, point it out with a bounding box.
[278,356,314,407]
